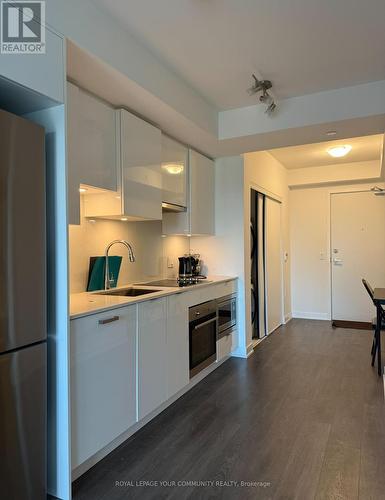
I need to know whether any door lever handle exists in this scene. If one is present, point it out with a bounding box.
[333,258,343,265]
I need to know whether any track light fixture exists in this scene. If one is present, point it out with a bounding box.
[247,74,276,114]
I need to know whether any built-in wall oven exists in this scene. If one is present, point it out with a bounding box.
[189,300,217,378]
[217,294,237,339]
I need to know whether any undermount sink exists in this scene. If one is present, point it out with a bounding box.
[97,287,161,297]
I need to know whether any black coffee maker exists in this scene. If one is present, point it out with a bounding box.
[178,253,205,285]
[178,256,193,286]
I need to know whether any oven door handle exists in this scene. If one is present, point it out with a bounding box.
[193,317,217,330]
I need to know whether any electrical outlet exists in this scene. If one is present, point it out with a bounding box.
[167,257,174,269]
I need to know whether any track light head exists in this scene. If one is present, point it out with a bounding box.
[248,74,276,114]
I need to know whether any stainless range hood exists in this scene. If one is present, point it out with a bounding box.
[162,202,187,213]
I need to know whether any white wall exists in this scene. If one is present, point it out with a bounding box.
[69,198,189,293]
[290,181,385,320]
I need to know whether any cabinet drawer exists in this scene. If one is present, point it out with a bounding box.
[200,280,237,303]
[214,280,237,297]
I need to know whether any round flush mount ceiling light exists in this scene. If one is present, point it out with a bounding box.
[327,145,352,158]
[79,187,88,193]
[162,163,184,175]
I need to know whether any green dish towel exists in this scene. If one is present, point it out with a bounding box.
[87,256,122,292]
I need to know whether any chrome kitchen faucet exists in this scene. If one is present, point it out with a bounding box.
[104,240,135,290]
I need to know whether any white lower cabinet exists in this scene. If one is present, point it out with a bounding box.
[70,306,137,468]
[137,298,167,420]
[166,294,189,399]
[70,280,238,471]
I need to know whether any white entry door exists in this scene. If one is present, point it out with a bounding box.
[331,190,385,322]
[265,197,283,334]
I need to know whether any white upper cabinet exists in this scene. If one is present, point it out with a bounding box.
[74,87,117,191]
[67,82,118,224]
[162,149,215,235]
[83,109,163,221]
[118,110,162,221]
[161,135,188,208]
[0,25,64,103]
[190,150,215,234]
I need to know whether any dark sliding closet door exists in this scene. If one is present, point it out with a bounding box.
[250,189,283,339]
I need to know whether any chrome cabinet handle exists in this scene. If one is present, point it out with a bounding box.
[99,315,120,325]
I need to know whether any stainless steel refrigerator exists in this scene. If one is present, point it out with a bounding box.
[0,109,46,499]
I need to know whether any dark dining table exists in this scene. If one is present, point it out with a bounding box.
[372,288,385,376]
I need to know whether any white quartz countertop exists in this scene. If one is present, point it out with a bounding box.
[70,276,237,320]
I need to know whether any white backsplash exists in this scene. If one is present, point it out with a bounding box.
[69,198,190,293]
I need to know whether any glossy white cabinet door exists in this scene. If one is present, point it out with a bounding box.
[70,306,137,468]
[162,149,215,235]
[67,83,117,190]
[166,294,189,398]
[66,83,118,224]
[76,88,117,191]
[119,110,162,220]
[137,298,167,420]
[161,135,188,208]
[0,25,64,103]
[190,150,215,235]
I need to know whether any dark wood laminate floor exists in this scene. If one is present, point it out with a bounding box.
[73,319,385,500]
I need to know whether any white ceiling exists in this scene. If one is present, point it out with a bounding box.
[268,134,383,169]
[91,0,385,110]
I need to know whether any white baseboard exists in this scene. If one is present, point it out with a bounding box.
[292,311,330,321]
[284,312,292,324]
[252,336,266,349]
